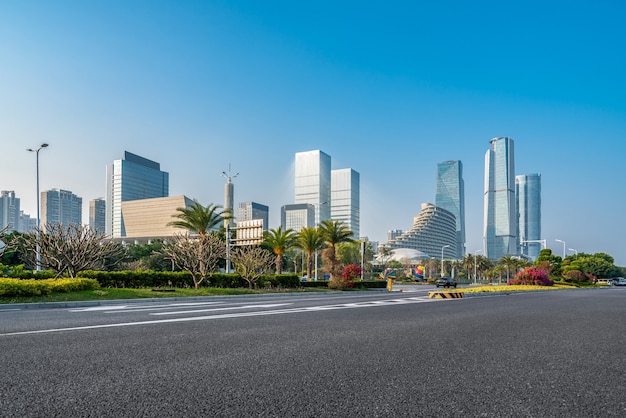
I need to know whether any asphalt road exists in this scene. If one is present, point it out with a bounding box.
[1,287,625,417]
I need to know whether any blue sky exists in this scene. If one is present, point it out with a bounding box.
[2,1,625,265]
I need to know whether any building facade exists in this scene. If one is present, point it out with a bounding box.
[18,211,36,233]
[89,198,106,233]
[0,191,20,232]
[41,189,82,227]
[106,151,169,238]
[385,203,457,259]
[238,202,269,231]
[331,168,360,237]
[295,150,331,225]
[516,173,542,260]
[436,160,465,259]
[120,195,194,240]
[281,203,315,232]
[484,137,517,260]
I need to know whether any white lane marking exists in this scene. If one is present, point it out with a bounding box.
[150,303,291,316]
[69,301,224,313]
[0,297,434,336]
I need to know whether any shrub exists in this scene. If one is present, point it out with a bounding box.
[509,266,554,286]
[0,278,100,297]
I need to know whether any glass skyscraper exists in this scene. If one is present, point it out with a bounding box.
[0,191,20,232]
[295,150,331,225]
[516,174,542,260]
[281,203,315,232]
[484,137,517,260]
[238,201,269,231]
[89,198,106,233]
[41,189,82,227]
[331,168,360,237]
[435,160,465,259]
[106,151,169,238]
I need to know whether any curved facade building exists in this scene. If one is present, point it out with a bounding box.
[386,203,457,259]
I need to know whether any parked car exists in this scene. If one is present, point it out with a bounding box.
[435,277,457,288]
[613,278,626,286]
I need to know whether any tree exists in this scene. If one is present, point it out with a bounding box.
[123,240,172,271]
[535,248,562,277]
[318,220,354,283]
[230,245,275,289]
[167,201,227,237]
[14,224,125,277]
[160,232,225,289]
[498,255,518,282]
[295,227,325,281]
[378,246,394,267]
[262,226,297,274]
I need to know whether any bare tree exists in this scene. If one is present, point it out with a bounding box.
[160,232,225,289]
[230,245,275,289]
[14,223,125,277]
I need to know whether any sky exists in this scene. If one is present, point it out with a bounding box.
[2,1,625,265]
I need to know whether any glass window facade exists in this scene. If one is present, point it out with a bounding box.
[106,151,169,237]
[0,191,20,232]
[41,189,82,227]
[238,202,269,231]
[516,174,541,260]
[436,160,465,258]
[295,150,331,225]
[331,168,360,237]
[484,137,517,260]
[281,204,315,232]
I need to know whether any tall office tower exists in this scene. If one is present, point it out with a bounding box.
[238,202,269,231]
[387,229,403,241]
[281,203,315,232]
[516,174,542,260]
[331,168,360,237]
[89,198,106,233]
[385,203,457,259]
[436,160,465,259]
[484,137,517,260]
[0,191,20,232]
[106,151,169,238]
[41,189,82,227]
[295,150,331,225]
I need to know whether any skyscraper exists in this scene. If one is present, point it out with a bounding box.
[89,198,106,233]
[0,191,20,232]
[295,150,331,225]
[238,202,269,231]
[484,137,517,260]
[516,174,542,260]
[331,168,360,237]
[106,151,169,238]
[436,160,465,259]
[41,189,82,227]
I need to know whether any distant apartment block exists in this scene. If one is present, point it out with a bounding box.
[387,229,404,242]
[238,201,269,231]
[18,211,36,233]
[0,190,20,232]
[331,168,359,237]
[516,174,542,260]
[41,189,82,227]
[281,203,315,232]
[106,151,169,238]
[89,198,106,233]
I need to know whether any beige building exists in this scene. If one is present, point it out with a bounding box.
[120,195,195,241]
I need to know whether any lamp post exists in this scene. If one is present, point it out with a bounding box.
[314,201,328,280]
[555,239,566,259]
[27,143,48,271]
[569,248,578,256]
[441,244,451,277]
[474,249,482,284]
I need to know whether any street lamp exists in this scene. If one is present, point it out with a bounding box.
[314,201,328,280]
[569,248,578,256]
[441,245,451,277]
[555,239,566,259]
[27,143,48,271]
[474,249,482,284]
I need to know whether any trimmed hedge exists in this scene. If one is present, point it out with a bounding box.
[0,278,100,296]
[77,270,301,289]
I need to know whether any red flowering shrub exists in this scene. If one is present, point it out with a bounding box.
[508,266,554,286]
[329,264,361,289]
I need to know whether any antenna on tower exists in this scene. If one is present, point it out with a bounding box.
[221,163,239,183]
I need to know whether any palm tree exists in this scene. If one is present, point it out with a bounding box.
[167,201,226,236]
[318,220,354,281]
[295,227,325,281]
[498,255,518,282]
[262,226,297,274]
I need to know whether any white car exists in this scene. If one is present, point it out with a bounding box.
[614,278,626,286]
